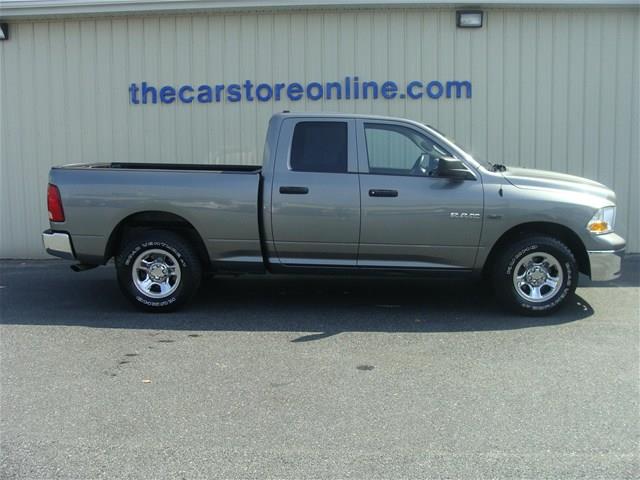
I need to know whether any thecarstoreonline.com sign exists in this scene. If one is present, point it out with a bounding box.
[129,77,472,105]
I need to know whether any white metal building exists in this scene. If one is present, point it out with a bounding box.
[1,0,638,258]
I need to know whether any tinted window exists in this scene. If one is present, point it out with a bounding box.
[364,123,451,176]
[290,122,348,173]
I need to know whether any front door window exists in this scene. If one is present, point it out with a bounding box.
[364,123,451,176]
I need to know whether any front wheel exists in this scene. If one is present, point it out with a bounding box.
[492,236,578,316]
[116,231,202,312]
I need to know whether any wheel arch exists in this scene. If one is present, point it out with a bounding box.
[483,221,590,277]
[104,211,210,268]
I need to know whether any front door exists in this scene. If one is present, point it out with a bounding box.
[271,118,360,266]
[356,120,484,269]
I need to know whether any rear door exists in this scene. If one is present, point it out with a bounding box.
[270,118,360,266]
[356,120,484,269]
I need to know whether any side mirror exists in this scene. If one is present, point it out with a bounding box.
[431,156,475,180]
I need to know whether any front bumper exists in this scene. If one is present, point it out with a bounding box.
[588,249,624,281]
[42,230,75,260]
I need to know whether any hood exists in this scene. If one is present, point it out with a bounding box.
[501,167,616,204]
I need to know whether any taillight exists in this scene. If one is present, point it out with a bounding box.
[47,184,65,222]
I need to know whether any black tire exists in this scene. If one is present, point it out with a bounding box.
[115,230,202,312]
[492,236,578,316]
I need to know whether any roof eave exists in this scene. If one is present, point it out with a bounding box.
[1,0,638,19]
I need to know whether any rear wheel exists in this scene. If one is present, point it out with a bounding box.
[116,230,202,312]
[492,236,577,315]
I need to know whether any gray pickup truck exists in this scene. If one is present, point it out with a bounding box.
[43,112,625,314]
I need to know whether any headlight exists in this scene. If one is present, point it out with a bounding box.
[587,206,616,234]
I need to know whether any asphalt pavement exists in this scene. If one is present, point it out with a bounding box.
[1,258,639,479]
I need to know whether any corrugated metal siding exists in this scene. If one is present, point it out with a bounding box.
[0,7,638,257]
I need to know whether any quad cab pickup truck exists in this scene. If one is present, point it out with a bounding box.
[43,112,625,315]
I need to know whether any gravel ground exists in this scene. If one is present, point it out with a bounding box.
[1,258,638,479]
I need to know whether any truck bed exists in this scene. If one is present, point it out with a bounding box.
[49,163,263,267]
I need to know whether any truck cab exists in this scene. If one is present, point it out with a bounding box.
[264,114,483,270]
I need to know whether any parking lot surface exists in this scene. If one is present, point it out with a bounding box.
[1,258,639,479]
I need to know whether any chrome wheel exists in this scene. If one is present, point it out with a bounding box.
[512,252,563,303]
[131,248,181,299]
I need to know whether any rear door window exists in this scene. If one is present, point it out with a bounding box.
[290,122,348,173]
